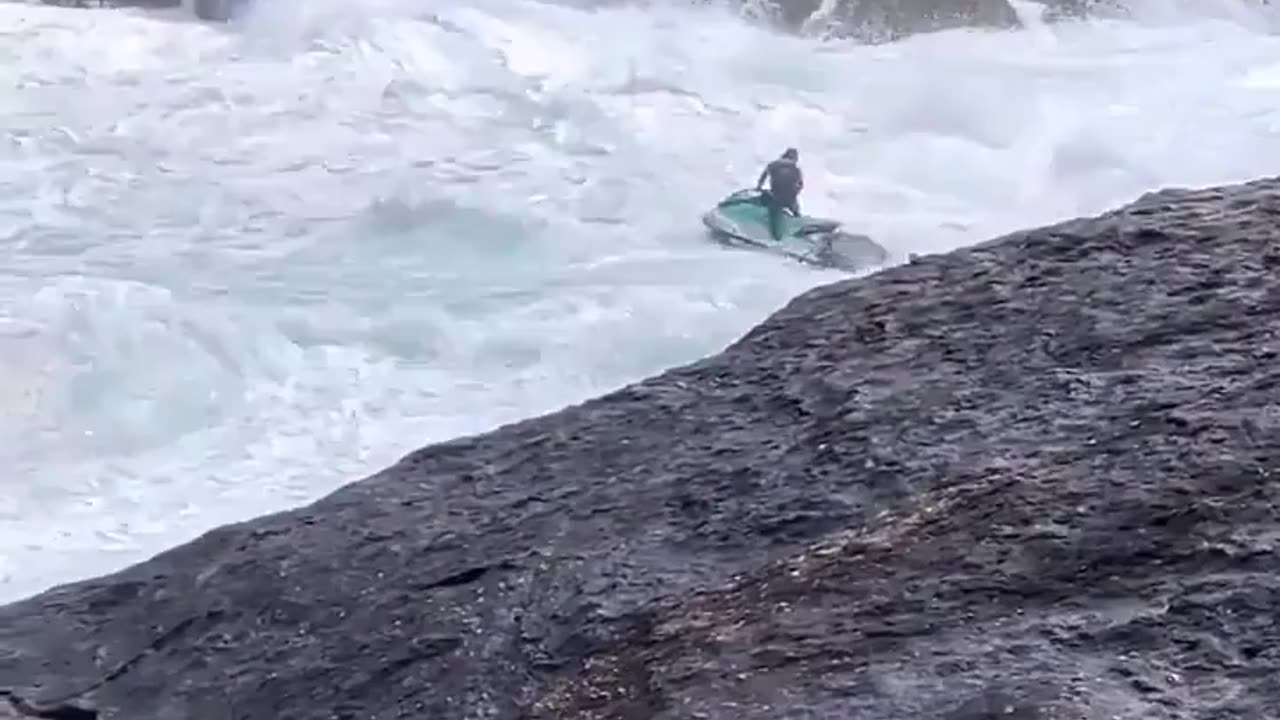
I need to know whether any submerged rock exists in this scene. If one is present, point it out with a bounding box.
[3,175,1280,719]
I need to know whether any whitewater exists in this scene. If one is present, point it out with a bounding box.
[2,0,1279,604]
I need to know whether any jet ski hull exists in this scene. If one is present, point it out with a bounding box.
[701,189,888,273]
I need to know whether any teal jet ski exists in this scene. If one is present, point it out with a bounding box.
[701,188,888,272]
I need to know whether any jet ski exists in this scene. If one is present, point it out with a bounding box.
[701,188,888,273]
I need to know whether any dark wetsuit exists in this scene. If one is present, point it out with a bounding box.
[756,158,803,240]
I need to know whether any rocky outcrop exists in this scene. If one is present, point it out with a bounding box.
[193,0,249,21]
[744,0,1021,41]
[36,0,240,18]
[37,0,181,9]
[37,0,1264,36]
[3,175,1280,719]
[732,0,1277,42]
[719,0,1112,43]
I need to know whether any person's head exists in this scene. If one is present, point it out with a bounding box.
[782,147,799,161]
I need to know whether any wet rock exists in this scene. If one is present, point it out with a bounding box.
[0,693,94,720]
[2,174,1280,718]
[34,0,241,20]
[193,0,250,21]
[559,0,1028,42]
[710,0,1124,42]
[746,0,1021,41]
[722,0,1274,42]
[1030,0,1107,20]
[37,0,181,9]
[1030,0,1276,23]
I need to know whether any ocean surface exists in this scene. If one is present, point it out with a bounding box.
[2,0,1279,603]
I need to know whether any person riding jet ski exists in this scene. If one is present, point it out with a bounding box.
[755,147,804,241]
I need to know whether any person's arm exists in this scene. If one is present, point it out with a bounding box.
[756,162,771,189]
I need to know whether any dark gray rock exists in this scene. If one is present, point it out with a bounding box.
[193,0,249,21]
[1029,0,1105,20]
[37,0,181,9]
[3,175,1280,719]
[555,0,1039,42]
[710,0,1276,42]
[33,0,241,21]
[739,0,1021,41]
[731,0,1197,41]
[1032,0,1276,23]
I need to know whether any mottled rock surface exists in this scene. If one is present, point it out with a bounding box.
[739,0,1020,41]
[720,0,1277,41]
[3,176,1280,719]
[192,0,248,21]
[39,0,1265,38]
[1038,0,1278,22]
[37,0,181,9]
[548,1,1093,43]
